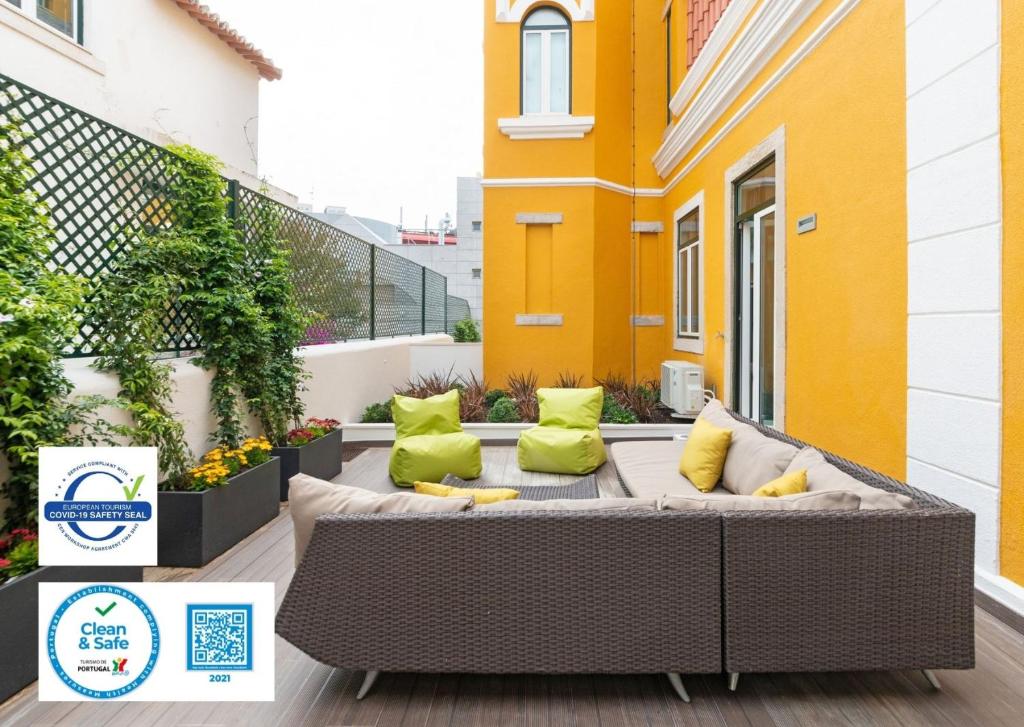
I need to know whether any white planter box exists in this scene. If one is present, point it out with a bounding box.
[344,421,693,443]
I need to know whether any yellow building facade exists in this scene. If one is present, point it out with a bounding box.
[484,0,1024,609]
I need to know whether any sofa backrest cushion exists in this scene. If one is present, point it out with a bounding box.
[785,447,915,510]
[290,474,472,565]
[537,386,604,430]
[661,490,862,511]
[610,440,723,498]
[477,497,659,511]
[697,399,799,495]
[392,389,463,439]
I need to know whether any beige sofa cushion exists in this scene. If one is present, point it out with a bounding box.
[660,490,862,511]
[289,474,473,565]
[697,399,799,495]
[610,440,728,498]
[785,447,915,510]
[477,497,658,512]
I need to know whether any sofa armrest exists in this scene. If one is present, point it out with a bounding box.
[721,508,975,673]
[277,510,722,674]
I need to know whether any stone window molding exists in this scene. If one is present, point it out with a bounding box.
[496,0,594,23]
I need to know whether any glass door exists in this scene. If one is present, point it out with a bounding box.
[734,158,776,426]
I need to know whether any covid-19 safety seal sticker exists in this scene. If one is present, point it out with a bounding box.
[39,447,158,566]
[46,584,160,700]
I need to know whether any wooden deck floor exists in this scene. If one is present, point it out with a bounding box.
[3,448,1024,726]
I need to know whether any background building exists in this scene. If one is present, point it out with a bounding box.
[483,0,1024,615]
[0,0,287,198]
[310,176,484,332]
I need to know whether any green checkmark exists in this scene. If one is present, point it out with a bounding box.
[95,601,117,617]
[123,475,144,501]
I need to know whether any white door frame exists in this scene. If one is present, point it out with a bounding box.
[738,206,777,423]
[723,126,786,430]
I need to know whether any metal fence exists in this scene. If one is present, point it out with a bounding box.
[446,296,472,336]
[0,73,472,356]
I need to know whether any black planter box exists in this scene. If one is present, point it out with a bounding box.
[0,564,143,702]
[158,457,280,568]
[271,428,343,500]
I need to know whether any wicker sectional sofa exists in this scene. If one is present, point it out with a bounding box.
[275,409,975,702]
[612,410,975,691]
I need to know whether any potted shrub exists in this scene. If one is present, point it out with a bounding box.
[271,418,343,500]
[0,530,142,702]
[158,437,280,567]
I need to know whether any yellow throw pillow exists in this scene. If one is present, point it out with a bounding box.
[752,469,808,497]
[414,481,520,504]
[678,417,733,492]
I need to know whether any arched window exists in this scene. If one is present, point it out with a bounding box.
[521,7,571,115]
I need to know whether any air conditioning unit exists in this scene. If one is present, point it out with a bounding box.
[661,361,705,418]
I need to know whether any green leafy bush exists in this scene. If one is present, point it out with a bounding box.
[452,318,481,343]
[484,388,508,408]
[602,395,638,424]
[361,401,393,423]
[486,396,520,423]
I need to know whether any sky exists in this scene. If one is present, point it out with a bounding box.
[205,0,484,229]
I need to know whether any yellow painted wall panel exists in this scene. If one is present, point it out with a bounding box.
[483,187,596,387]
[525,224,554,313]
[1001,0,1024,585]
[657,0,907,478]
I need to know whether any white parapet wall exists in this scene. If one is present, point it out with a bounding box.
[57,334,455,458]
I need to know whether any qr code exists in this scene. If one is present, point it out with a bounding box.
[186,604,253,671]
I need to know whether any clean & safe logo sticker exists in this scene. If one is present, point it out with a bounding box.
[39,447,157,566]
[46,584,160,699]
[39,582,275,701]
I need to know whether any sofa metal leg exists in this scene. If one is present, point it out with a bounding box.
[922,669,941,691]
[666,673,691,703]
[356,670,380,700]
[728,672,740,691]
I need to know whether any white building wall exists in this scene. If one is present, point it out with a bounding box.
[0,0,272,190]
[905,0,1002,576]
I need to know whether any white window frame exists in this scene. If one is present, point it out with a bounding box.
[521,12,570,115]
[673,190,704,354]
[12,0,80,42]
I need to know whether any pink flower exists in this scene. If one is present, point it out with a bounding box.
[0,559,10,569]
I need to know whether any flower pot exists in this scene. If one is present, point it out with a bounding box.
[271,428,343,500]
[0,564,143,702]
[157,457,280,567]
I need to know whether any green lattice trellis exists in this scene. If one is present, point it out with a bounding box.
[1,72,471,356]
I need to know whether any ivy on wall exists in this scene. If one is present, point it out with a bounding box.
[92,145,309,488]
[0,120,86,527]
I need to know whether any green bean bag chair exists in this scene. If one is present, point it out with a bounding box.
[517,387,607,475]
[389,389,482,486]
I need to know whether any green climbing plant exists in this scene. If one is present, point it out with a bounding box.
[91,231,199,486]
[0,119,86,527]
[241,191,309,444]
[93,145,311,479]
[162,145,270,449]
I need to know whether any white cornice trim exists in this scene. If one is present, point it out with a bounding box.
[498,114,595,140]
[661,0,861,194]
[669,0,757,117]
[654,0,824,178]
[496,0,594,23]
[482,177,663,197]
